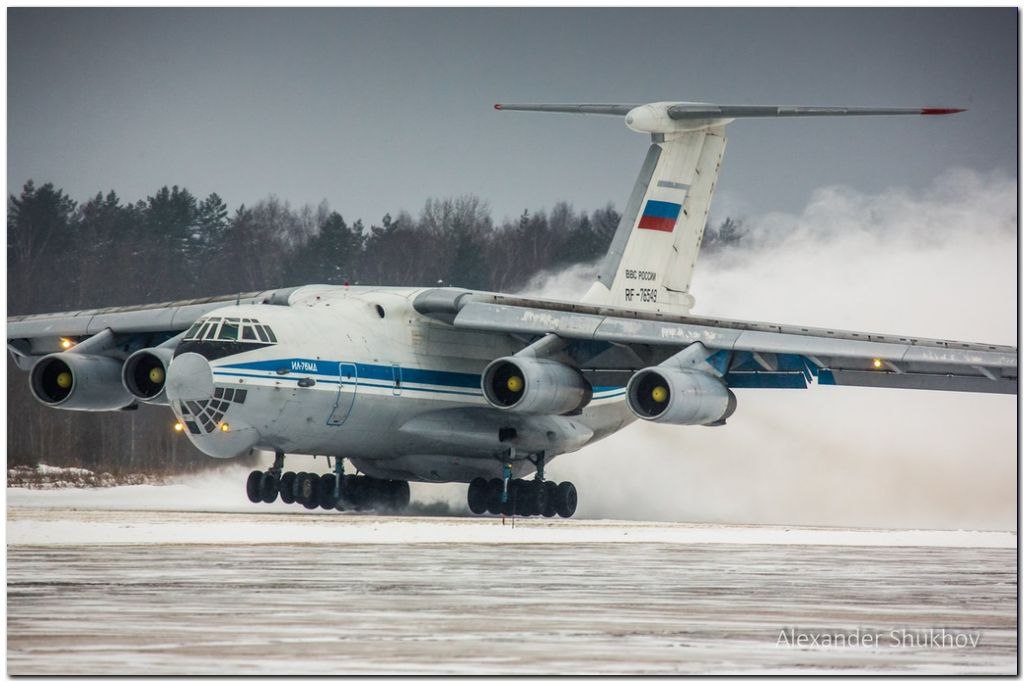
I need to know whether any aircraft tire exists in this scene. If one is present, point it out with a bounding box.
[388,480,411,511]
[259,472,279,504]
[341,474,366,510]
[485,478,503,515]
[295,472,317,508]
[318,474,338,510]
[245,470,263,503]
[555,481,578,518]
[279,472,296,504]
[467,478,488,514]
[541,481,558,517]
[509,479,526,515]
[522,480,544,517]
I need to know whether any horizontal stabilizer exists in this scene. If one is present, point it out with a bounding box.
[665,104,965,119]
[494,102,965,119]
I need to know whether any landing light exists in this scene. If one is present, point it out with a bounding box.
[173,422,184,432]
[59,338,74,350]
[219,422,231,433]
[872,358,883,369]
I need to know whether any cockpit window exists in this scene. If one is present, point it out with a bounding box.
[186,318,277,341]
[217,319,240,341]
[184,320,204,340]
[176,316,279,362]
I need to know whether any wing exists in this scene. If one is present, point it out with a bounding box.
[6,287,299,369]
[413,289,1017,395]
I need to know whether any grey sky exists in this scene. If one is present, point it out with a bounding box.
[8,7,1017,225]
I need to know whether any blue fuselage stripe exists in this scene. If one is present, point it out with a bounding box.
[214,358,625,398]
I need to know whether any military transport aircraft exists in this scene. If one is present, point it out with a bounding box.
[7,101,1016,518]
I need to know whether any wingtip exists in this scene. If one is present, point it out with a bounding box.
[920,107,967,116]
[494,103,504,111]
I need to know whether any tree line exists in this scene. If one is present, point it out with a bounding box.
[7,180,743,474]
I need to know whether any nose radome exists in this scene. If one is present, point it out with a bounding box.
[165,352,215,402]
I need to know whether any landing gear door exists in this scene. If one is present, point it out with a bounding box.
[328,363,357,426]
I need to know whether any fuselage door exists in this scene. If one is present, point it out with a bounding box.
[327,362,357,426]
[392,363,402,396]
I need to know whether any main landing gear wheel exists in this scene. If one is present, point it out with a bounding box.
[279,472,297,504]
[554,481,577,518]
[245,470,263,503]
[243,458,410,514]
[484,478,504,515]
[381,480,411,512]
[541,480,558,517]
[467,475,579,518]
[467,477,489,514]
[318,473,338,510]
[294,472,319,509]
[259,473,279,503]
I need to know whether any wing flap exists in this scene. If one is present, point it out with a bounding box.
[451,300,1017,395]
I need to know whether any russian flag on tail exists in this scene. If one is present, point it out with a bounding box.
[637,199,681,232]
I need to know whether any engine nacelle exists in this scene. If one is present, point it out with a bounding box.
[482,357,592,415]
[626,368,736,425]
[122,348,174,404]
[29,353,135,411]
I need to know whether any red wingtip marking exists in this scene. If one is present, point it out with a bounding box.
[920,108,966,115]
[494,103,503,110]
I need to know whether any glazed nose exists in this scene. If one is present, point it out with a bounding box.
[165,352,214,403]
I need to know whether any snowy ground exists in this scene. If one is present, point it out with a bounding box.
[6,479,1018,675]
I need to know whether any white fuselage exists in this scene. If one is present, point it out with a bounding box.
[168,285,634,482]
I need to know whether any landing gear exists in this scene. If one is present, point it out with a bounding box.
[246,451,284,504]
[338,475,410,512]
[318,473,337,510]
[259,474,279,503]
[243,454,410,513]
[467,477,489,514]
[465,452,578,518]
[245,470,263,504]
[279,471,297,504]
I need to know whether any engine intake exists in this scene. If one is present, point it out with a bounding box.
[29,353,135,411]
[626,368,736,425]
[122,348,174,404]
[482,357,592,415]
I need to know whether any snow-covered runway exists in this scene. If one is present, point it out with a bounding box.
[6,485,1017,674]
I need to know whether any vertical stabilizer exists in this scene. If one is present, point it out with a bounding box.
[494,100,965,314]
[583,127,726,314]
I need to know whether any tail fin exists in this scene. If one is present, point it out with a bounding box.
[496,101,964,314]
[586,127,726,313]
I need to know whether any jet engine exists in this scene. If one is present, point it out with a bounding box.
[121,348,174,404]
[482,357,592,415]
[29,353,135,411]
[626,367,736,425]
